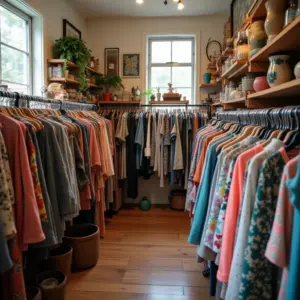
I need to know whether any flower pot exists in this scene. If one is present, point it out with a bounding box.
[294,61,300,79]
[264,0,286,42]
[50,244,73,281]
[63,224,100,270]
[249,20,267,57]
[156,93,161,101]
[150,95,156,101]
[37,271,67,300]
[267,54,292,87]
[26,287,42,300]
[253,76,270,92]
[104,93,111,101]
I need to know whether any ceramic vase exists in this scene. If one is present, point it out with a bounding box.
[253,76,270,92]
[264,0,286,42]
[294,61,300,78]
[249,21,268,56]
[156,93,161,101]
[267,55,292,87]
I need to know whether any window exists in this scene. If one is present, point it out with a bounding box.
[0,1,32,94]
[148,36,195,103]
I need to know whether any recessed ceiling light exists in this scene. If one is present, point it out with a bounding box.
[173,0,179,2]
[136,0,144,4]
[178,0,184,10]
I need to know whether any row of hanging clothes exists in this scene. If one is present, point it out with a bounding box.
[98,104,210,200]
[0,92,114,299]
[186,107,300,300]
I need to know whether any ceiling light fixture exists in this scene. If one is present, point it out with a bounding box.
[173,0,179,2]
[136,0,144,4]
[178,0,184,10]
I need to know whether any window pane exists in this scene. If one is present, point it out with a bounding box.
[176,88,192,101]
[151,41,171,63]
[0,6,28,51]
[1,81,29,94]
[1,44,29,85]
[151,67,171,89]
[172,41,192,63]
[172,66,192,87]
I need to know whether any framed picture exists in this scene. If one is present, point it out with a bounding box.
[63,19,81,39]
[123,54,140,78]
[105,48,119,76]
[231,0,255,36]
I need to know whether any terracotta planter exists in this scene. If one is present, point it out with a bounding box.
[104,93,111,101]
[37,271,67,300]
[63,224,100,270]
[253,76,270,92]
[264,0,286,42]
[26,287,42,300]
[50,244,73,281]
[267,54,292,87]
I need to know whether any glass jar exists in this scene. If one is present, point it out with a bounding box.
[236,31,249,61]
[285,0,298,26]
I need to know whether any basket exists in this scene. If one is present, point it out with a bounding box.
[163,93,182,101]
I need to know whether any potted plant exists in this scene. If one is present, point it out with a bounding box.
[97,75,124,101]
[53,36,92,93]
[143,88,155,101]
[156,87,161,101]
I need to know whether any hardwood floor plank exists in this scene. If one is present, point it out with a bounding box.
[67,291,147,300]
[183,286,212,297]
[127,258,184,271]
[146,295,213,300]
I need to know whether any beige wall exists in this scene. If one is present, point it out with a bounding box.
[87,15,226,103]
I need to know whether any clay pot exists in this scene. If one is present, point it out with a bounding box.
[264,0,286,42]
[267,54,292,87]
[253,76,270,92]
[50,244,73,281]
[104,93,111,101]
[249,20,267,56]
[294,61,300,79]
[26,287,42,300]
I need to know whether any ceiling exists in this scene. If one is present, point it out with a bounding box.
[72,0,231,18]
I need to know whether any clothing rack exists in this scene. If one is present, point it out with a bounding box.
[0,91,98,111]
[215,107,300,130]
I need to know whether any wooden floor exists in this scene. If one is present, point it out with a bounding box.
[67,208,211,300]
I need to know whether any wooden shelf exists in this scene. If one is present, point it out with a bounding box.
[250,17,300,62]
[98,101,141,105]
[248,78,300,99]
[48,59,104,76]
[199,83,222,88]
[149,100,189,105]
[221,60,248,79]
[248,0,267,21]
[89,83,101,88]
[224,97,246,104]
[228,63,248,79]
[212,102,224,107]
[48,77,79,84]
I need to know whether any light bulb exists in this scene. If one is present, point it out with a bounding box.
[136,0,144,4]
[178,1,184,10]
[173,0,179,2]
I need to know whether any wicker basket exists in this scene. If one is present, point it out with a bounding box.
[163,93,182,101]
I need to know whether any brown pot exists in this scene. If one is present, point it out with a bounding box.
[50,244,73,281]
[26,286,42,300]
[37,271,67,300]
[63,224,99,270]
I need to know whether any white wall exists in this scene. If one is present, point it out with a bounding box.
[87,15,226,103]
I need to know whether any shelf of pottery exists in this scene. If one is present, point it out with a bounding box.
[214,0,300,111]
[47,59,104,103]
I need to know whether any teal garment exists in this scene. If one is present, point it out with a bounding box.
[135,113,144,170]
[239,151,286,300]
[188,134,231,245]
[286,157,300,300]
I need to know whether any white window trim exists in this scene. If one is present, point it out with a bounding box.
[2,0,44,96]
[147,35,196,103]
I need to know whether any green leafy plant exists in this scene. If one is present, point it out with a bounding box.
[53,36,92,92]
[157,87,160,93]
[97,75,124,93]
[143,88,155,99]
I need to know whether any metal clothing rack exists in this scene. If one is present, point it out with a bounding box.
[0,91,98,111]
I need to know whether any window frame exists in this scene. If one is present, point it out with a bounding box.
[0,0,32,94]
[148,36,195,103]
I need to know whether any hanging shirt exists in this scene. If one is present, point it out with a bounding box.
[239,147,289,300]
[225,139,284,300]
[135,113,144,170]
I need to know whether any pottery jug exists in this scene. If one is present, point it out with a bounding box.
[253,76,270,92]
[249,21,268,56]
[267,55,292,87]
[294,61,300,79]
[264,0,286,42]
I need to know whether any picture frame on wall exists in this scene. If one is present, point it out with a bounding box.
[122,54,140,78]
[63,19,81,39]
[230,0,255,36]
[105,48,119,76]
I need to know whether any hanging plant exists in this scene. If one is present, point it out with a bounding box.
[53,36,92,92]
